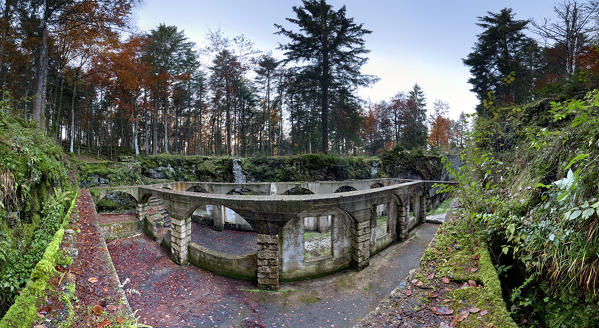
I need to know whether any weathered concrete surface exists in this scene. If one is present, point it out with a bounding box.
[188,242,257,280]
[107,223,439,327]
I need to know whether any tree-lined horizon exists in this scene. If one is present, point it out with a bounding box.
[0,0,472,158]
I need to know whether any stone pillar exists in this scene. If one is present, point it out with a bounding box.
[398,201,408,241]
[213,205,224,231]
[418,193,427,224]
[170,216,191,265]
[136,202,147,221]
[351,219,371,270]
[257,233,280,290]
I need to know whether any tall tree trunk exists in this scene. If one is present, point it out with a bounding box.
[152,96,158,154]
[32,0,49,131]
[163,92,169,153]
[69,73,77,153]
[225,81,232,156]
[54,75,63,141]
[320,52,329,154]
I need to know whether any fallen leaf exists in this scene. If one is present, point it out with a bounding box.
[411,279,418,284]
[93,304,103,315]
[472,254,480,260]
[96,320,110,328]
[88,277,98,283]
[427,292,439,298]
[33,325,46,328]
[416,281,424,287]
[470,267,479,273]
[106,304,117,311]
[427,273,435,280]
[38,306,51,315]
[117,317,123,323]
[442,299,451,303]
[469,307,480,313]
[405,290,412,296]
[452,310,469,325]
[480,310,488,316]
[468,280,477,287]
[432,306,454,315]
[442,277,450,284]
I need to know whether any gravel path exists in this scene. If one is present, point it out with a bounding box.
[191,222,258,255]
[107,223,439,327]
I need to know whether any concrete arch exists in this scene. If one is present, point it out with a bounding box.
[96,187,140,203]
[95,190,138,214]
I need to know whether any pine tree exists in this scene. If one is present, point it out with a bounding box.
[463,8,539,115]
[399,84,428,149]
[275,0,375,154]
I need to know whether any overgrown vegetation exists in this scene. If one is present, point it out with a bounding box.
[0,104,75,317]
[447,89,599,326]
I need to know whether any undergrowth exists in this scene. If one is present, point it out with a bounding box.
[446,88,599,326]
[0,98,74,318]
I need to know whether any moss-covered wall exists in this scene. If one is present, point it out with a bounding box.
[78,151,446,186]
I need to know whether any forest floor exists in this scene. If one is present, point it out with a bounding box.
[106,223,438,327]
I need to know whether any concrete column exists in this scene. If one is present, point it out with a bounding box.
[351,219,371,270]
[317,215,330,233]
[257,233,280,290]
[136,202,147,221]
[213,205,224,231]
[170,216,191,265]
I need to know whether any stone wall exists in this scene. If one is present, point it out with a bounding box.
[98,220,141,240]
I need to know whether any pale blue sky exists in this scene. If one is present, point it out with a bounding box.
[133,1,557,119]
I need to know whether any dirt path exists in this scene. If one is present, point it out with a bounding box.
[107,223,438,327]
[70,190,132,327]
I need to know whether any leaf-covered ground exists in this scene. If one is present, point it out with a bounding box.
[355,213,516,328]
[69,190,133,327]
[107,224,439,327]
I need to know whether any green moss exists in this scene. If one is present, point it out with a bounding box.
[420,218,517,328]
[0,229,64,328]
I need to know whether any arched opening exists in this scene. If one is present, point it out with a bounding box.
[372,202,389,238]
[303,214,333,260]
[95,191,137,216]
[370,182,384,189]
[282,186,314,195]
[334,185,358,193]
[190,204,257,256]
[95,191,139,240]
[226,188,258,195]
[187,186,208,193]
